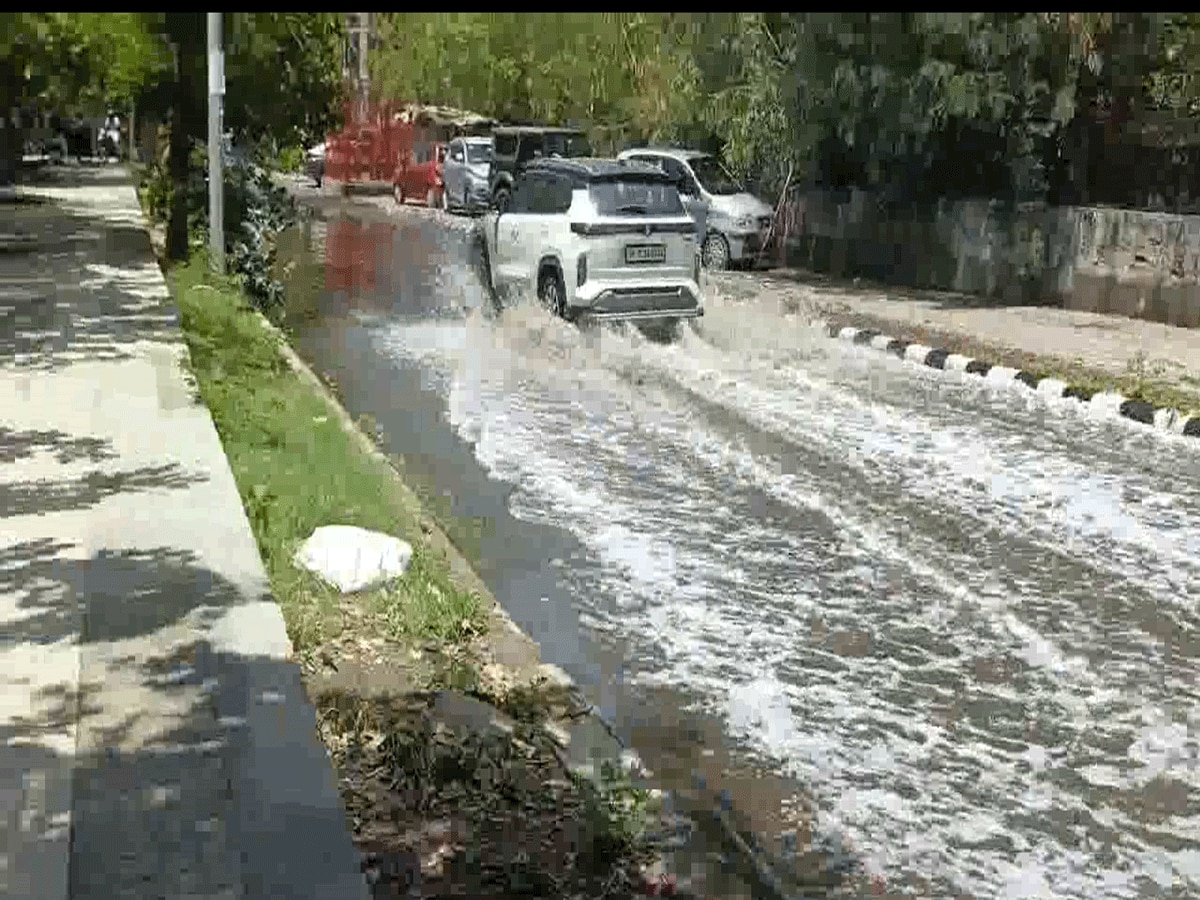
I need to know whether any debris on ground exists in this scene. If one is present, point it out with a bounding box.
[316,687,662,899]
[294,524,414,593]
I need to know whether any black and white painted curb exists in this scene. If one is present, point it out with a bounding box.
[818,322,1200,439]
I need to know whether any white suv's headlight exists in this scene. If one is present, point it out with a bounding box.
[734,215,754,231]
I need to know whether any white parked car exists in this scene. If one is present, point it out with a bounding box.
[616,147,775,270]
[480,157,703,326]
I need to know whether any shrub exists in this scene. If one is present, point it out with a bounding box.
[139,141,297,311]
[276,145,305,173]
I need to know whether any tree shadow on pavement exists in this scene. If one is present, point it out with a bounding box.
[0,419,370,898]
[0,549,370,899]
[0,166,183,370]
[0,464,207,520]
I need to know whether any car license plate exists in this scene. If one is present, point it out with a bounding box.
[625,243,666,265]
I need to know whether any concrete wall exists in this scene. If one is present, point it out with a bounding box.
[780,190,1200,328]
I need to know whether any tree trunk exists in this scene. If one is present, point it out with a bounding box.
[0,118,18,190]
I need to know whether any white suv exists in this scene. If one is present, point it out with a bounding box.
[480,158,703,326]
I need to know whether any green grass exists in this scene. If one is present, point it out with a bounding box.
[171,255,486,652]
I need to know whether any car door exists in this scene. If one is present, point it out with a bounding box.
[492,171,535,288]
[527,172,558,250]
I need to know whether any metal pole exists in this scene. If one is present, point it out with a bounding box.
[207,12,225,274]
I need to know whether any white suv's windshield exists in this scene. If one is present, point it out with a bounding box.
[688,155,743,196]
[466,143,491,165]
[589,177,685,217]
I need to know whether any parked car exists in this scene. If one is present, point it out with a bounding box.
[393,140,446,207]
[442,136,493,214]
[487,126,592,213]
[480,157,703,329]
[304,141,326,187]
[616,147,775,270]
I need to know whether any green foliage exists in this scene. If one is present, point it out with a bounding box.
[276,145,305,173]
[369,12,1200,203]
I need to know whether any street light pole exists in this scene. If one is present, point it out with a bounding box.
[207,12,225,274]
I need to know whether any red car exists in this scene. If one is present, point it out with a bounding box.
[393,141,447,208]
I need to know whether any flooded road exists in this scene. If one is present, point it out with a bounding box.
[280,198,1200,898]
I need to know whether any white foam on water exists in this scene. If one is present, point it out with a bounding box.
[367,308,1200,899]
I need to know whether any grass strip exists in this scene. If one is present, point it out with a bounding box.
[170,253,487,653]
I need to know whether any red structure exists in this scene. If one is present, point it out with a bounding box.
[323,99,497,197]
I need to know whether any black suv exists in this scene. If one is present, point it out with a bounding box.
[488,126,592,212]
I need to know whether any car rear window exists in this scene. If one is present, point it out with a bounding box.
[588,177,685,217]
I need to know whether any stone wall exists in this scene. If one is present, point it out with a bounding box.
[778,189,1200,328]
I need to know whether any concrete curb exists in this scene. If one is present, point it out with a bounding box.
[818,321,1200,439]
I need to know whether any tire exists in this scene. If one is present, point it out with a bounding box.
[477,234,501,312]
[493,185,511,213]
[702,232,730,270]
[393,183,405,205]
[537,267,566,319]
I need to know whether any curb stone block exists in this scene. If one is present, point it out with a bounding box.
[817,318,1200,440]
[1118,399,1156,425]
[1036,378,1068,397]
[924,348,950,369]
[904,343,934,364]
[852,329,877,345]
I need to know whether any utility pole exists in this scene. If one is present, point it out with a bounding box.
[207,12,225,274]
[345,13,372,123]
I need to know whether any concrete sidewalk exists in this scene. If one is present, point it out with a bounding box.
[0,168,367,899]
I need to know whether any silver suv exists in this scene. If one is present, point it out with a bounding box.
[481,158,703,326]
[616,147,775,270]
[442,136,492,214]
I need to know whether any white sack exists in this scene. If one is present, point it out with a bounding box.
[293,525,413,594]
